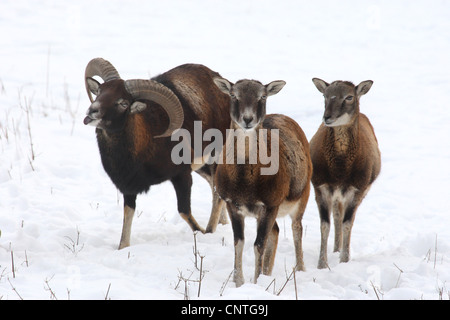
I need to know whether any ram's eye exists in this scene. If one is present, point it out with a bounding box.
[261,95,267,100]
[346,95,354,101]
[117,99,129,109]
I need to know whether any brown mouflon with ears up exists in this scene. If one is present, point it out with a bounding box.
[214,77,312,287]
[310,78,381,269]
[84,58,230,249]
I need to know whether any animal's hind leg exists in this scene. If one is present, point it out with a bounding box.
[206,195,226,233]
[171,171,205,233]
[291,192,309,272]
[218,201,229,225]
[337,187,363,263]
[118,194,137,249]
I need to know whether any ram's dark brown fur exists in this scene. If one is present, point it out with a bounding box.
[84,60,230,249]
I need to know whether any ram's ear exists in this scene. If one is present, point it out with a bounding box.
[130,101,147,114]
[214,77,233,95]
[266,80,286,96]
[86,77,101,96]
[312,78,329,94]
[356,80,373,97]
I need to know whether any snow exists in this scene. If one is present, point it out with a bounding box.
[1,0,450,300]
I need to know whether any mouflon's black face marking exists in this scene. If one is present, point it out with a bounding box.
[84,78,135,131]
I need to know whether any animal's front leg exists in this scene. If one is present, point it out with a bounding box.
[316,186,332,269]
[171,172,205,233]
[118,194,137,249]
[254,206,278,284]
[340,197,362,263]
[227,202,245,287]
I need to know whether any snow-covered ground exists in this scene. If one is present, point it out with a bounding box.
[1,0,450,300]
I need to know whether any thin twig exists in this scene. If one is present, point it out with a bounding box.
[44,276,57,300]
[277,267,296,296]
[8,278,23,300]
[293,267,298,300]
[193,232,198,269]
[177,270,195,300]
[424,248,431,262]
[393,263,403,288]
[11,250,16,278]
[23,96,35,162]
[104,283,111,300]
[64,228,84,256]
[0,78,5,95]
[219,270,233,296]
[370,281,380,300]
[265,278,276,294]
[197,255,204,297]
[0,267,7,282]
[24,250,29,267]
[434,234,438,269]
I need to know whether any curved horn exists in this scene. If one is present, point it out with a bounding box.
[85,58,121,103]
[125,79,184,138]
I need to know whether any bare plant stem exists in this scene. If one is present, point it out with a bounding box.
[177,270,193,300]
[277,267,296,296]
[434,234,438,269]
[0,78,5,94]
[0,267,7,282]
[193,232,198,269]
[370,281,381,300]
[11,251,15,278]
[293,266,298,300]
[18,91,36,165]
[393,263,403,288]
[22,251,29,268]
[8,278,23,300]
[197,255,204,297]
[219,270,233,296]
[64,227,84,256]
[265,278,276,294]
[26,100,34,161]
[105,283,111,300]
[44,276,57,300]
